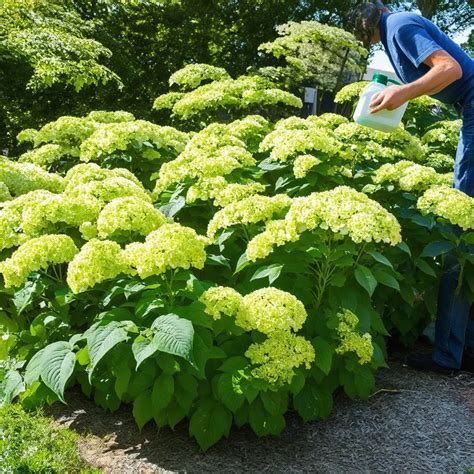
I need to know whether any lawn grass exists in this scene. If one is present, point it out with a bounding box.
[0,403,100,473]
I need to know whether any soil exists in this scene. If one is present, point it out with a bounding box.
[48,354,474,473]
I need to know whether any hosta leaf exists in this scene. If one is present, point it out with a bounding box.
[40,341,76,402]
[87,321,129,378]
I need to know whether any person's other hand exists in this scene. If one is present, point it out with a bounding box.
[369,85,408,113]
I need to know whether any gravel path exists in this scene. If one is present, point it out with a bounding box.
[48,357,474,473]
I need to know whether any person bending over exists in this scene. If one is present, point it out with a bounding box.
[349,1,474,374]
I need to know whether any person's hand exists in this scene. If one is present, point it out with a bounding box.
[369,85,408,113]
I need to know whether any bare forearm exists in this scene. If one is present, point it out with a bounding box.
[399,63,462,100]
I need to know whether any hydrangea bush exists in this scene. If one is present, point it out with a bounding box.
[1,67,472,452]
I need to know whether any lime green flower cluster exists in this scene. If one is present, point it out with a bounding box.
[64,163,141,190]
[307,113,350,130]
[79,120,189,163]
[334,122,424,163]
[236,288,307,335]
[373,160,452,192]
[247,186,401,261]
[423,153,455,173]
[153,92,185,111]
[199,286,243,320]
[0,191,53,251]
[153,122,256,195]
[293,154,322,178]
[0,158,65,196]
[33,116,99,153]
[335,309,374,364]
[66,239,127,293]
[168,63,231,91]
[259,120,349,163]
[85,110,135,123]
[123,223,208,278]
[66,176,152,205]
[167,75,301,121]
[21,192,103,236]
[334,81,369,104]
[422,120,462,156]
[417,185,474,230]
[225,115,272,152]
[18,144,66,169]
[16,128,39,144]
[207,194,292,238]
[0,182,11,202]
[96,196,166,239]
[0,235,78,288]
[186,177,265,207]
[245,331,315,385]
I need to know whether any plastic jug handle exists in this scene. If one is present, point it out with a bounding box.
[388,79,402,85]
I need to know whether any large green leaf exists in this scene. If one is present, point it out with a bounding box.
[372,268,400,291]
[152,373,174,412]
[250,264,283,284]
[86,321,129,378]
[150,314,195,363]
[293,381,333,422]
[354,265,378,297]
[248,398,285,437]
[312,337,334,375]
[189,398,232,452]
[421,241,455,258]
[133,389,153,430]
[40,341,76,402]
[216,373,245,412]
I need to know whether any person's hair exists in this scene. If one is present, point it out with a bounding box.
[348,1,388,46]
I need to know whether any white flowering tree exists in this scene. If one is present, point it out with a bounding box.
[0,64,472,451]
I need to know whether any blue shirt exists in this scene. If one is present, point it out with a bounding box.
[380,12,474,106]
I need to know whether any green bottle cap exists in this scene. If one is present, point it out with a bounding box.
[372,72,388,85]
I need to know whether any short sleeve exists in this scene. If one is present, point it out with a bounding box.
[395,24,443,67]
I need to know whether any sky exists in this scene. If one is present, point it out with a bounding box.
[369,27,472,73]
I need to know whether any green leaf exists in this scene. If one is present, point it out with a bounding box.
[13,281,39,315]
[353,367,375,399]
[134,294,165,320]
[152,373,174,412]
[312,337,334,375]
[159,196,186,218]
[289,371,305,395]
[372,268,400,291]
[397,241,411,256]
[133,389,153,430]
[249,398,285,437]
[293,381,333,421]
[0,370,24,406]
[150,314,195,364]
[250,264,283,284]
[234,252,250,274]
[216,373,245,411]
[189,398,232,452]
[132,335,159,369]
[354,265,378,297]
[218,356,249,373]
[421,241,455,258]
[260,390,287,416]
[415,258,437,277]
[40,341,76,402]
[367,251,393,269]
[24,348,47,385]
[206,254,231,269]
[86,321,129,378]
